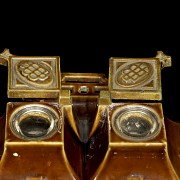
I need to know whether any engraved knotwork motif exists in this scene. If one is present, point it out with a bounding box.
[16,61,53,87]
[116,62,153,87]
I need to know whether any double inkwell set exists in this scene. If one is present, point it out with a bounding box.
[0,49,179,179]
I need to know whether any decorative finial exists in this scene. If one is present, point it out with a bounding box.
[0,48,13,66]
[156,51,172,69]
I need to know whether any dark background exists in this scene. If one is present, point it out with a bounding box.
[0,0,179,121]
[0,46,179,122]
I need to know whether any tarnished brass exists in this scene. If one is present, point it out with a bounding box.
[0,48,13,66]
[8,56,61,98]
[61,72,108,95]
[109,51,171,100]
[0,49,179,180]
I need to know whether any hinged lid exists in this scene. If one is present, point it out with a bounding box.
[109,51,171,100]
[8,56,61,98]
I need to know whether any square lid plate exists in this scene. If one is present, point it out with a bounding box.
[109,51,171,100]
[8,56,60,98]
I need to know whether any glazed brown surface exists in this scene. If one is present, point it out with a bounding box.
[0,145,74,180]
[64,97,108,179]
[0,114,5,159]
[165,117,180,178]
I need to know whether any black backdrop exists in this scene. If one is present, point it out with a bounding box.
[0,47,179,122]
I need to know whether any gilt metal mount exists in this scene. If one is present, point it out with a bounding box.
[0,49,172,101]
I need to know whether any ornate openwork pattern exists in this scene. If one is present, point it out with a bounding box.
[16,61,52,85]
[109,57,162,100]
[116,62,153,87]
[113,61,155,90]
[8,56,60,98]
